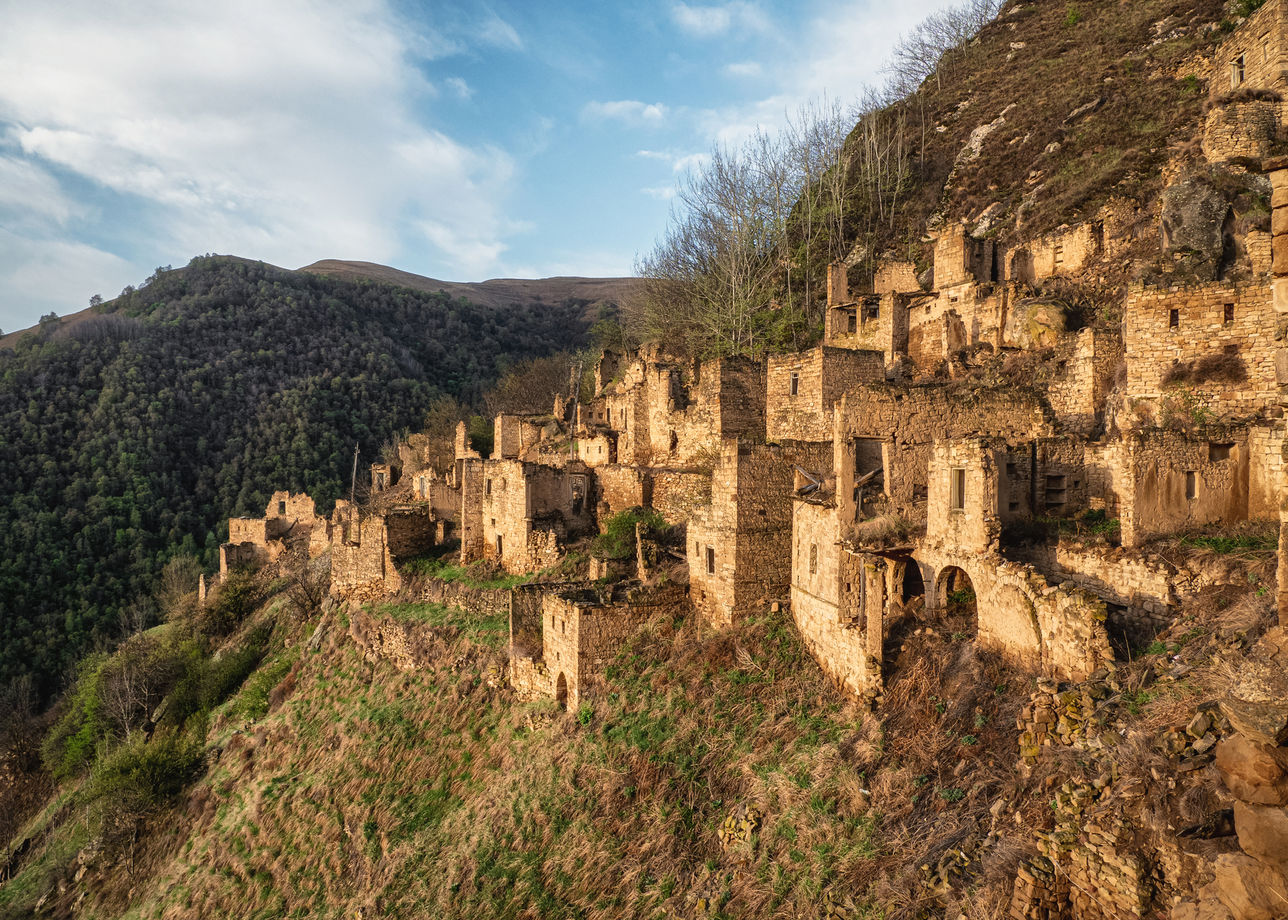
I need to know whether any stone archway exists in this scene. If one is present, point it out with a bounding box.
[901,560,926,605]
[935,565,978,633]
[555,672,569,710]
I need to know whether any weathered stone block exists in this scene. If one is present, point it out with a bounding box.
[1217,737,1288,805]
[1235,800,1288,868]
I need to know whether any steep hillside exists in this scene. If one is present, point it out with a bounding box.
[0,255,594,700]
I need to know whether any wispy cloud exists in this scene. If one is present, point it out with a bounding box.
[444,77,474,100]
[583,100,669,124]
[671,2,769,37]
[474,12,522,50]
[724,60,762,78]
[637,149,709,173]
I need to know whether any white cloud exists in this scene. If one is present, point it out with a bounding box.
[0,229,134,328]
[641,185,677,200]
[474,13,523,50]
[583,100,669,124]
[636,149,711,174]
[0,0,520,312]
[671,2,769,37]
[445,77,474,100]
[724,60,762,78]
[0,155,80,227]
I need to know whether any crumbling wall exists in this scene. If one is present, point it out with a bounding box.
[385,506,436,560]
[1123,281,1276,421]
[1209,0,1288,103]
[1008,223,1103,284]
[330,514,399,601]
[1204,99,1280,163]
[766,347,885,442]
[1116,429,1251,547]
[689,440,833,627]
[833,384,1053,527]
[926,440,1002,553]
[790,499,873,697]
[537,585,686,708]
[508,585,548,701]
[873,260,920,295]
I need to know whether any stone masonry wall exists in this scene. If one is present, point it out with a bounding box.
[1123,280,1276,421]
[1203,99,1280,163]
[688,440,832,627]
[766,347,885,442]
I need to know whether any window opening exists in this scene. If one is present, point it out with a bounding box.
[1224,302,1235,325]
[789,371,799,397]
[1209,443,1233,462]
[1185,471,1197,501]
[706,546,715,575]
[950,468,966,510]
[1169,309,1179,330]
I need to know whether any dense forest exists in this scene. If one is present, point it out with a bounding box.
[0,256,591,700]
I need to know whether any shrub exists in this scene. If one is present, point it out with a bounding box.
[591,507,667,561]
[198,571,264,636]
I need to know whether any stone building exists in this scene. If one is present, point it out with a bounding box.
[509,582,689,708]
[687,439,832,627]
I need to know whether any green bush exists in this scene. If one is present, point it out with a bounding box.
[591,507,667,561]
[199,571,264,636]
[84,733,204,817]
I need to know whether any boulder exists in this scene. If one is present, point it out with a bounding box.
[1211,853,1288,920]
[1216,736,1288,806]
[1160,175,1231,276]
[1235,801,1288,869]
[1220,629,1288,746]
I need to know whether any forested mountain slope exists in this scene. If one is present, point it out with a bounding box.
[0,256,593,698]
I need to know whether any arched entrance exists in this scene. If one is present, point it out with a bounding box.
[901,560,926,605]
[935,566,978,633]
[555,673,569,710]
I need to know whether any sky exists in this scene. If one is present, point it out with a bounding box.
[0,0,961,333]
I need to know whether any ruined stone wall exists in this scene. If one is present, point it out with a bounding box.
[228,517,268,545]
[1203,99,1280,163]
[575,433,615,467]
[508,585,547,701]
[650,469,712,524]
[833,384,1053,526]
[766,347,885,442]
[330,514,399,601]
[1050,540,1179,641]
[539,586,686,708]
[219,541,268,576]
[1046,328,1117,437]
[873,260,920,295]
[1210,0,1288,101]
[926,440,1002,554]
[933,223,995,289]
[1117,429,1251,547]
[997,438,1094,522]
[1248,420,1287,518]
[1123,281,1277,420]
[595,350,765,468]
[408,473,459,522]
[790,500,873,697]
[384,506,436,560]
[458,459,485,563]
[907,283,1006,368]
[1007,223,1102,284]
[688,440,832,626]
[595,465,649,519]
[918,547,1112,681]
[481,459,538,573]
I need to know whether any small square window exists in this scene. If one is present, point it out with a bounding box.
[1185,471,1197,501]
[1169,309,1179,329]
[1224,302,1235,325]
[1006,462,1017,476]
[789,371,799,397]
[706,546,715,575]
[846,310,857,334]
[278,501,286,515]
[1209,443,1233,462]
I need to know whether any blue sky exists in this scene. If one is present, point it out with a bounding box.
[0,0,959,333]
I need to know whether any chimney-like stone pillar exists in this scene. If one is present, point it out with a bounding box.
[827,261,849,307]
[1264,155,1288,626]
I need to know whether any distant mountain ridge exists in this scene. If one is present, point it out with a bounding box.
[297,260,639,314]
